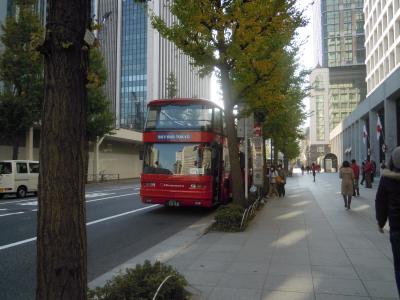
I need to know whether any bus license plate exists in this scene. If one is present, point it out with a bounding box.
[167,200,180,207]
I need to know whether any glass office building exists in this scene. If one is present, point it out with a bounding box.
[96,0,211,132]
[120,1,147,129]
[321,0,365,67]
[320,0,367,128]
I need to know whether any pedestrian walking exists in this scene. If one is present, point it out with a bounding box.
[277,165,286,197]
[351,159,360,197]
[267,166,279,198]
[311,162,317,182]
[371,159,377,183]
[375,146,400,297]
[340,160,354,210]
[301,165,305,175]
[360,161,366,185]
[364,159,373,188]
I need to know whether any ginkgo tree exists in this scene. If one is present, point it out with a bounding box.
[237,46,308,166]
[151,0,306,205]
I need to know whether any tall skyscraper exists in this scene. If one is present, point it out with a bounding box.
[365,0,400,95]
[309,0,367,165]
[95,0,211,131]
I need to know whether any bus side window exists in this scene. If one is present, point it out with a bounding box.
[17,163,28,174]
[29,163,39,173]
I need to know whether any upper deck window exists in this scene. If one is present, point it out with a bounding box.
[146,104,213,131]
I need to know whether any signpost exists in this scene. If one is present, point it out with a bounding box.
[252,136,264,187]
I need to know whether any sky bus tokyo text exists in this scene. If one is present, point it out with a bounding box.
[140,98,231,208]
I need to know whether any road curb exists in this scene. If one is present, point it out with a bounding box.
[88,211,216,289]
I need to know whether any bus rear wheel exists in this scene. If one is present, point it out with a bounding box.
[16,186,27,198]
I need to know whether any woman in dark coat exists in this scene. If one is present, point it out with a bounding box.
[340,160,354,209]
[376,146,400,297]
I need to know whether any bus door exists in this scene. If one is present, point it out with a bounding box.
[211,143,223,203]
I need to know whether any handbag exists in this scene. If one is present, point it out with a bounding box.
[276,175,283,184]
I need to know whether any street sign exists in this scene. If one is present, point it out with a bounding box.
[252,136,264,186]
[237,114,254,138]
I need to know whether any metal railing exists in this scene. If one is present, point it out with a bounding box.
[240,195,262,230]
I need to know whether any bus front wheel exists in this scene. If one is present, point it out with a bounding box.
[16,186,27,198]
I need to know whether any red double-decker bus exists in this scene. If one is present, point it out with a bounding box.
[140,98,231,207]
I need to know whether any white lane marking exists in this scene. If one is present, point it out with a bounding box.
[0,212,24,217]
[86,193,139,203]
[32,209,38,212]
[0,198,37,205]
[0,185,140,205]
[89,186,139,193]
[86,193,113,198]
[86,204,158,226]
[1,192,138,208]
[0,204,159,251]
[0,193,140,218]
[19,201,38,206]
[0,237,37,251]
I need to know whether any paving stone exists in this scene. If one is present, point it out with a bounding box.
[315,294,370,300]
[208,287,262,300]
[188,259,231,272]
[313,278,368,297]
[263,274,314,293]
[182,270,223,287]
[260,290,314,300]
[226,261,269,274]
[311,265,359,280]
[217,273,266,290]
[363,280,399,298]
[268,263,312,278]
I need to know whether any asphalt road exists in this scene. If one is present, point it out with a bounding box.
[0,180,212,300]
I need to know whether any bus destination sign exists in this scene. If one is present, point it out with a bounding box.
[157,134,192,141]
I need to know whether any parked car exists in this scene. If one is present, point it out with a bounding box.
[0,160,39,198]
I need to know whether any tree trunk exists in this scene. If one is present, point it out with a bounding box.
[220,65,246,207]
[12,136,19,160]
[37,1,90,300]
[283,155,289,172]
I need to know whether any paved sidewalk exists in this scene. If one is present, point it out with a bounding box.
[90,172,398,299]
[171,172,397,299]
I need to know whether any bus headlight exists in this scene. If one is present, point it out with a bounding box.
[189,184,204,189]
[144,182,155,187]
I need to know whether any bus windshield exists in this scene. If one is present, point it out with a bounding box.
[143,143,212,175]
[146,104,213,130]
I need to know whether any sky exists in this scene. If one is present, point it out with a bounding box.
[210,1,315,126]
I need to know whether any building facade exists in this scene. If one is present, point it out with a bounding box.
[310,0,367,167]
[309,67,331,165]
[330,0,400,169]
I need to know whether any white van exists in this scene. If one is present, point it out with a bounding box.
[0,160,39,198]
